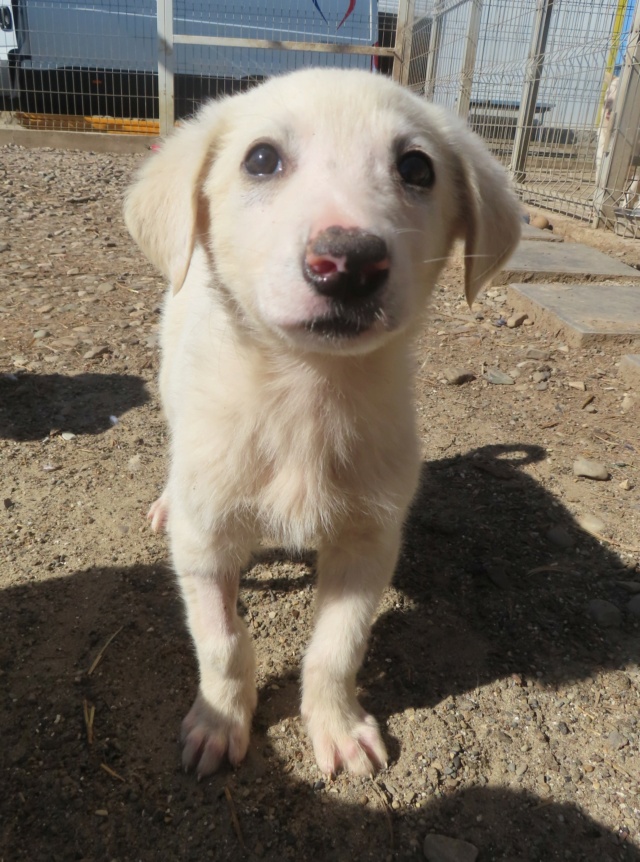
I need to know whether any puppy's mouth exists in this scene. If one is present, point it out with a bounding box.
[302,302,385,339]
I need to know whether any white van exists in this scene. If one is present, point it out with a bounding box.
[0,3,18,101]
[2,0,379,118]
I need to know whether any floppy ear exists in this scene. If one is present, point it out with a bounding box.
[451,125,522,306]
[124,101,225,292]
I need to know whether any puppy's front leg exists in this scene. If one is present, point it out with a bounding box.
[301,524,401,776]
[171,510,257,777]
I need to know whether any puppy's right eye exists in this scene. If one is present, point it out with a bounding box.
[243,143,282,177]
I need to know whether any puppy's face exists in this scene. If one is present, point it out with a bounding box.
[126,69,521,355]
[205,79,459,352]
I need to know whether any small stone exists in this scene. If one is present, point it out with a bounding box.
[94,809,108,817]
[617,580,640,594]
[619,479,633,490]
[83,345,110,360]
[443,367,475,385]
[621,394,636,413]
[127,454,142,474]
[312,780,325,791]
[531,214,550,230]
[576,513,606,536]
[423,834,478,862]
[485,369,515,385]
[516,762,528,776]
[37,304,54,314]
[506,313,528,328]
[573,458,609,481]
[61,432,76,441]
[97,283,116,294]
[532,370,550,383]
[627,595,640,618]
[525,348,550,361]
[587,599,621,628]
[485,563,509,589]
[547,526,574,549]
[567,381,586,391]
[583,404,598,414]
[605,731,627,751]
[33,329,51,339]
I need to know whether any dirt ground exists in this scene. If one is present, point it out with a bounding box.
[1,142,639,862]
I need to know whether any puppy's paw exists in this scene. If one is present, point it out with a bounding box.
[304,706,388,777]
[147,493,169,532]
[180,687,256,778]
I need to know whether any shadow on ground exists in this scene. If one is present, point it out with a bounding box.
[1,444,638,860]
[0,372,150,440]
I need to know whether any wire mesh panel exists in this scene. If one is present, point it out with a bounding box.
[400,0,640,229]
[4,0,158,134]
[0,0,400,136]
[170,0,387,121]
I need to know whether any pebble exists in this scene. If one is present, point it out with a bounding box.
[617,580,640,594]
[576,513,606,536]
[573,458,609,481]
[506,313,528,328]
[443,367,475,385]
[567,381,586,391]
[33,329,51,339]
[127,455,142,473]
[485,368,514,385]
[83,345,111,360]
[532,370,550,383]
[605,731,627,751]
[97,283,116,294]
[423,834,478,862]
[547,526,574,549]
[619,479,633,490]
[525,348,550,361]
[627,595,640,618]
[621,394,635,413]
[587,599,621,628]
[531,214,550,230]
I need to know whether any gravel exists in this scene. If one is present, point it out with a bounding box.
[1,143,639,862]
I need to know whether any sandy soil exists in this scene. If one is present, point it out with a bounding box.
[1,143,639,862]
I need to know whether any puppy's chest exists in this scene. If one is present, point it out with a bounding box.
[251,406,379,544]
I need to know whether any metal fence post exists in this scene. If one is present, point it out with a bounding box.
[392,0,416,84]
[510,0,554,183]
[157,0,175,136]
[458,0,483,119]
[424,0,444,100]
[593,2,640,227]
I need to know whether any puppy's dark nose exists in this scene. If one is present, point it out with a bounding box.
[303,226,389,303]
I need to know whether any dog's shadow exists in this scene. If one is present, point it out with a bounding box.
[0,371,150,440]
[1,443,638,860]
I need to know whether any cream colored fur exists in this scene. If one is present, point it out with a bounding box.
[125,68,521,778]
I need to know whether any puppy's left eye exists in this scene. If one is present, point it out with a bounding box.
[397,150,435,189]
[244,143,282,177]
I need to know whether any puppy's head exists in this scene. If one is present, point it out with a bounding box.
[125,69,521,354]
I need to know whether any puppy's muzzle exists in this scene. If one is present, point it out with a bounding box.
[303,226,390,304]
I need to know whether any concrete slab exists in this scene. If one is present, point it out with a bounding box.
[495,240,640,285]
[521,223,564,242]
[620,355,640,388]
[506,282,640,347]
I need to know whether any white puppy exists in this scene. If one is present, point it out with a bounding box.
[125,68,521,778]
